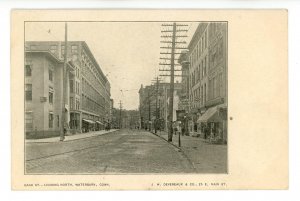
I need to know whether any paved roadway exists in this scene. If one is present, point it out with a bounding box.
[26,129,195,174]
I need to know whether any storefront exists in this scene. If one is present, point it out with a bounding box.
[69,112,81,133]
[82,118,96,133]
[188,108,199,136]
[96,121,104,131]
[197,104,227,143]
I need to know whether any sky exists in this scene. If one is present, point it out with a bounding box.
[25,22,198,110]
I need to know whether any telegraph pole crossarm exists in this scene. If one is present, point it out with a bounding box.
[159,57,179,60]
[160,41,187,44]
[159,69,181,71]
[159,63,181,66]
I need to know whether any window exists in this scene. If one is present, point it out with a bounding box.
[70,97,74,110]
[49,113,53,128]
[49,88,53,104]
[198,41,201,57]
[71,45,78,54]
[201,36,204,52]
[219,73,223,96]
[49,69,53,81]
[201,85,203,105]
[205,31,207,49]
[214,77,218,98]
[201,60,204,77]
[70,80,74,93]
[50,45,57,54]
[30,45,36,50]
[204,84,206,103]
[57,115,60,128]
[77,82,79,94]
[25,112,33,130]
[76,99,80,110]
[197,66,200,82]
[25,84,32,101]
[209,79,212,100]
[204,56,207,76]
[25,64,32,76]
[196,45,198,60]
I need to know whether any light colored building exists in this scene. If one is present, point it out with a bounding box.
[159,82,181,132]
[25,41,111,138]
[185,22,227,142]
[25,47,74,138]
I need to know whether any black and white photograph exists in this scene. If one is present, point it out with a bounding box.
[10,9,288,191]
[24,21,228,174]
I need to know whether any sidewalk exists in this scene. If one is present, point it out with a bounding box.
[26,129,119,143]
[153,130,227,173]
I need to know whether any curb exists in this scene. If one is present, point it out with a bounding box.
[149,131,197,172]
[151,131,181,151]
[26,129,120,144]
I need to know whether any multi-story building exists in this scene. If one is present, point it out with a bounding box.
[178,50,190,113]
[25,41,111,138]
[139,82,181,132]
[139,84,155,130]
[25,48,74,138]
[185,22,227,142]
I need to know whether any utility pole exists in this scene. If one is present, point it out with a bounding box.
[159,23,188,142]
[119,100,122,129]
[60,22,68,141]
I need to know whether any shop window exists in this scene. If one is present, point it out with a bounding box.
[25,84,32,101]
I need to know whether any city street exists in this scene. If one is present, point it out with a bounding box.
[25,129,195,174]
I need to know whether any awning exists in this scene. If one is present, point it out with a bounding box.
[96,121,104,125]
[82,119,96,124]
[197,105,222,123]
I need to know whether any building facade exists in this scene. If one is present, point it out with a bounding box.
[184,22,227,143]
[139,84,155,130]
[25,41,111,138]
[139,82,181,132]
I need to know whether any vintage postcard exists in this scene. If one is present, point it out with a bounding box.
[11,9,288,190]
